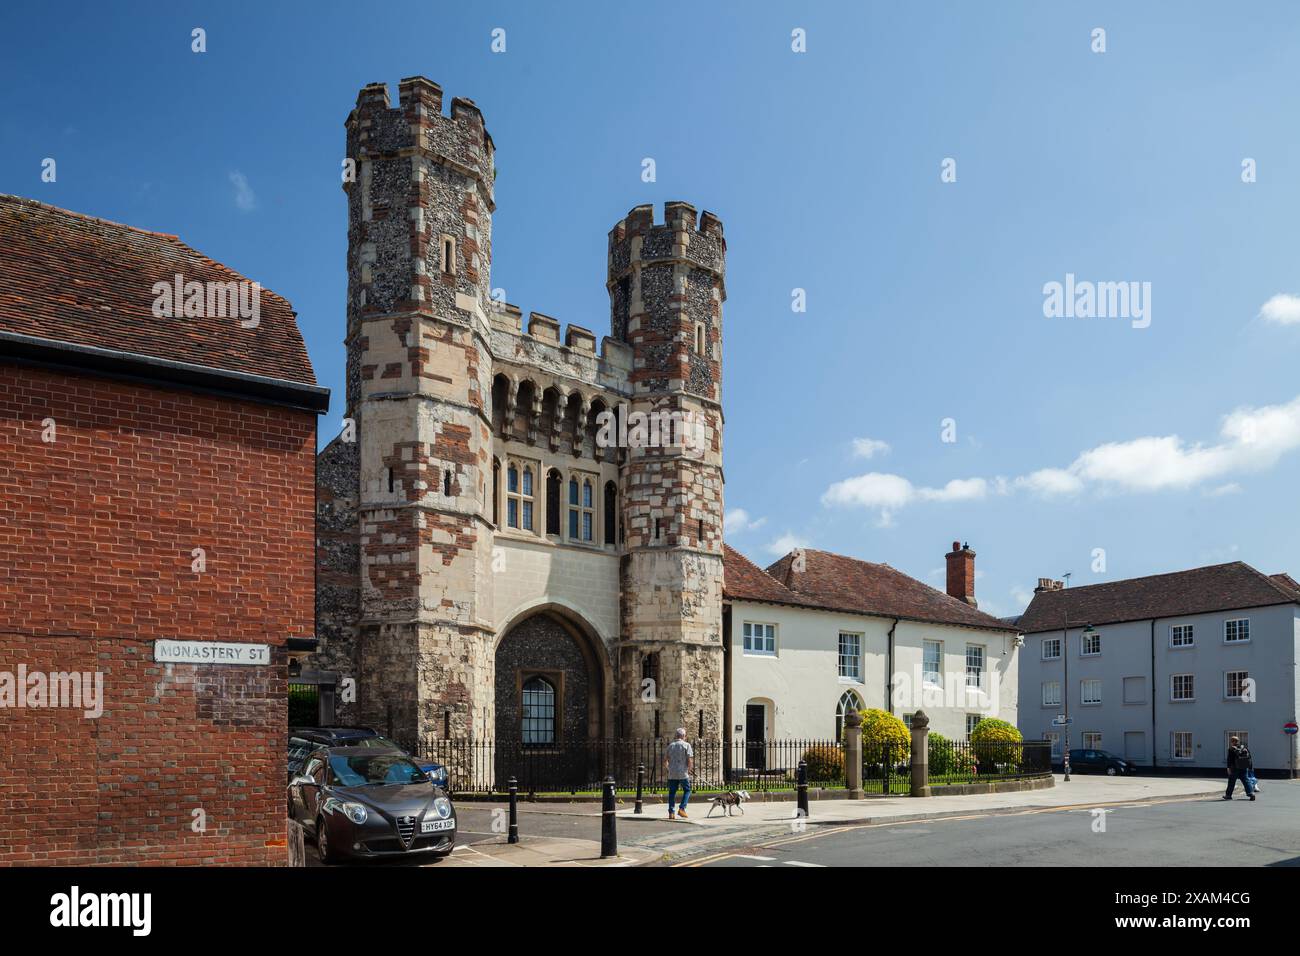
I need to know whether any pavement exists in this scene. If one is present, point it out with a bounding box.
[304,774,1235,867]
[620,772,1227,828]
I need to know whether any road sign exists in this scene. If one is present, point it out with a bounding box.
[1284,721,1298,736]
[1052,716,1073,726]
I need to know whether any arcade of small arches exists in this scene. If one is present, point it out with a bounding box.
[490,373,624,464]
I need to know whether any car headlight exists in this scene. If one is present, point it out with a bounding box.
[433,796,452,820]
[324,797,368,824]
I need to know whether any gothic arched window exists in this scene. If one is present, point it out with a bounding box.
[581,479,594,541]
[835,690,863,741]
[521,466,534,531]
[506,463,519,528]
[491,458,500,526]
[603,481,617,545]
[568,477,580,540]
[546,469,562,536]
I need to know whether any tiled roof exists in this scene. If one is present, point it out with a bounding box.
[724,545,1016,632]
[1269,573,1300,599]
[0,195,317,387]
[722,544,811,607]
[1016,562,1300,633]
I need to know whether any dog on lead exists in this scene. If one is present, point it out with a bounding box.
[706,789,751,817]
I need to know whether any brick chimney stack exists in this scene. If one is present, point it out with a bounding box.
[945,540,977,606]
[1034,577,1065,593]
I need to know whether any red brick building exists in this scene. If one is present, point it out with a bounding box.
[0,196,328,865]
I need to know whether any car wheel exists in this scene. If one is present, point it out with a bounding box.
[316,817,337,865]
[1106,767,1117,776]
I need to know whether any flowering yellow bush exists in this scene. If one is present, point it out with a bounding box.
[859,708,910,765]
[970,717,1023,770]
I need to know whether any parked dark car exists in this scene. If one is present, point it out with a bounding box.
[290,726,448,789]
[288,745,457,864]
[1056,748,1136,775]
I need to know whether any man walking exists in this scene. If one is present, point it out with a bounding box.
[1224,736,1256,801]
[665,728,694,819]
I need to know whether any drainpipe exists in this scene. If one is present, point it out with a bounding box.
[885,618,899,714]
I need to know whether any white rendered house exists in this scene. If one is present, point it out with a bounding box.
[722,542,1021,746]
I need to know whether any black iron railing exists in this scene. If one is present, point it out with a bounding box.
[393,734,1052,795]
[928,738,1052,784]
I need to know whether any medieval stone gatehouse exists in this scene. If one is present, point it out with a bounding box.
[312,77,726,746]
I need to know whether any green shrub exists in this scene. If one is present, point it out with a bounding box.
[969,717,1022,744]
[859,708,910,766]
[800,744,844,782]
[970,717,1023,771]
[928,732,976,777]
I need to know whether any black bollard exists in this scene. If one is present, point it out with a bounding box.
[796,759,809,819]
[634,763,645,815]
[600,776,617,858]
[507,776,519,845]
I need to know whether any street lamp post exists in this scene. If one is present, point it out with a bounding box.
[1060,610,1098,784]
[1062,608,1070,783]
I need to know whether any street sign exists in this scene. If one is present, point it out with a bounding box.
[1284,721,1298,736]
[154,640,270,666]
[1052,716,1073,726]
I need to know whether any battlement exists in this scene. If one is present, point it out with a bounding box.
[489,300,632,391]
[345,77,495,197]
[608,201,724,243]
[607,201,725,283]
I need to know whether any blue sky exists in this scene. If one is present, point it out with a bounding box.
[3,1,1298,617]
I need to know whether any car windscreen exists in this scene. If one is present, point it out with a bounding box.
[288,737,315,772]
[328,753,428,787]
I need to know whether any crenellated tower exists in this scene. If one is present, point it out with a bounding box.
[608,202,726,740]
[343,77,498,741]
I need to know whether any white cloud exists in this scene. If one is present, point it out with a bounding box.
[766,532,810,556]
[1015,468,1085,497]
[822,472,915,510]
[917,477,990,502]
[1010,586,1035,611]
[851,437,891,459]
[1259,293,1300,325]
[1205,483,1242,497]
[724,508,767,535]
[229,171,257,212]
[823,394,1300,521]
[820,472,989,522]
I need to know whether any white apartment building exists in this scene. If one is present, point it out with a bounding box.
[722,542,1020,748]
[1016,563,1300,776]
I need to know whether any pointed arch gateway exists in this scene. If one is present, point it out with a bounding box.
[493,604,610,743]
[491,604,612,789]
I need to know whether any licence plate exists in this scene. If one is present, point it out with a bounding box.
[421,818,455,833]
